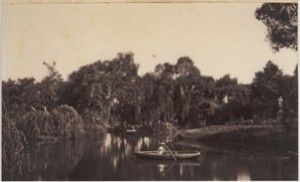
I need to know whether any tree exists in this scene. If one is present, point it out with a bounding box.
[251,61,283,118]
[175,57,201,76]
[280,65,298,119]
[255,3,297,51]
[215,74,238,103]
[63,52,141,126]
[173,57,202,126]
[2,61,64,113]
[2,78,39,112]
[140,62,176,126]
[291,65,298,116]
[38,61,64,108]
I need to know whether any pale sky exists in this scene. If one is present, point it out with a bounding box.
[2,2,298,83]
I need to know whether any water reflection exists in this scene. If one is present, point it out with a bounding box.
[237,169,251,181]
[212,175,219,181]
[24,141,85,180]
[113,157,118,171]
[103,133,111,149]
[144,137,150,147]
[20,132,298,180]
[157,164,166,175]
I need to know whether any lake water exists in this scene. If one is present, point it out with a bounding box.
[20,132,297,180]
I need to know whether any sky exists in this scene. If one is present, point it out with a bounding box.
[2,2,298,83]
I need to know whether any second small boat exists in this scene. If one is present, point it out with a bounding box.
[134,151,200,160]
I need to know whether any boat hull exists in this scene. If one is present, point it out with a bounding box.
[134,151,200,160]
[126,129,137,133]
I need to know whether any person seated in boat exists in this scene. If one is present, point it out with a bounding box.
[157,144,167,155]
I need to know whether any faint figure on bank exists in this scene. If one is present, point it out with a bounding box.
[277,96,290,134]
[277,96,284,122]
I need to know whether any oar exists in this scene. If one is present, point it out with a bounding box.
[163,143,177,161]
[165,159,177,174]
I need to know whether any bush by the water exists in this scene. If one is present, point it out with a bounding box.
[52,105,85,140]
[2,115,30,180]
[2,105,106,180]
[153,122,179,143]
[82,111,106,140]
[15,105,84,142]
[12,104,107,143]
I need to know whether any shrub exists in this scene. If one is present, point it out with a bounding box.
[16,105,84,142]
[153,122,178,143]
[82,111,106,140]
[52,105,84,141]
[213,100,253,125]
[2,116,30,180]
[16,111,46,141]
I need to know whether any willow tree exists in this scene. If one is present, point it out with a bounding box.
[139,62,177,126]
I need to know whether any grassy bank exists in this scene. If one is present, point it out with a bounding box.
[178,125,284,140]
[177,124,298,155]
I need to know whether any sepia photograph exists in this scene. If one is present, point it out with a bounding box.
[1,0,298,181]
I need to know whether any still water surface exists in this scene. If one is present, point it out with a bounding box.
[23,132,297,180]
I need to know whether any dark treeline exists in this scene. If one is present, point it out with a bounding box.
[2,53,298,180]
[3,52,298,130]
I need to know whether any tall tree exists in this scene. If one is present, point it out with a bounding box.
[251,61,283,118]
[63,53,141,126]
[38,61,64,108]
[215,74,238,103]
[173,57,202,126]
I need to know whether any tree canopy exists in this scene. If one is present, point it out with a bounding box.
[2,53,298,128]
[255,3,297,51]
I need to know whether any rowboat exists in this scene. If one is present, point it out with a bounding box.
[135,159,201,166]
[107,127,137,133]
[133,151,200,160]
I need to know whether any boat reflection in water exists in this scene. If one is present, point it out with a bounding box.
[237,169,251,181]
[22,132,297,180]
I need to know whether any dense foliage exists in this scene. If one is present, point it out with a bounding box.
[2,115,30,180]
[2,55,297,180]
[3,53,297,130]
[256,3,297,51]
[15,105,84,142]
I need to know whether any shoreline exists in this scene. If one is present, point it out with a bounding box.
[177,125,285,141]
[176,124,298,156]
